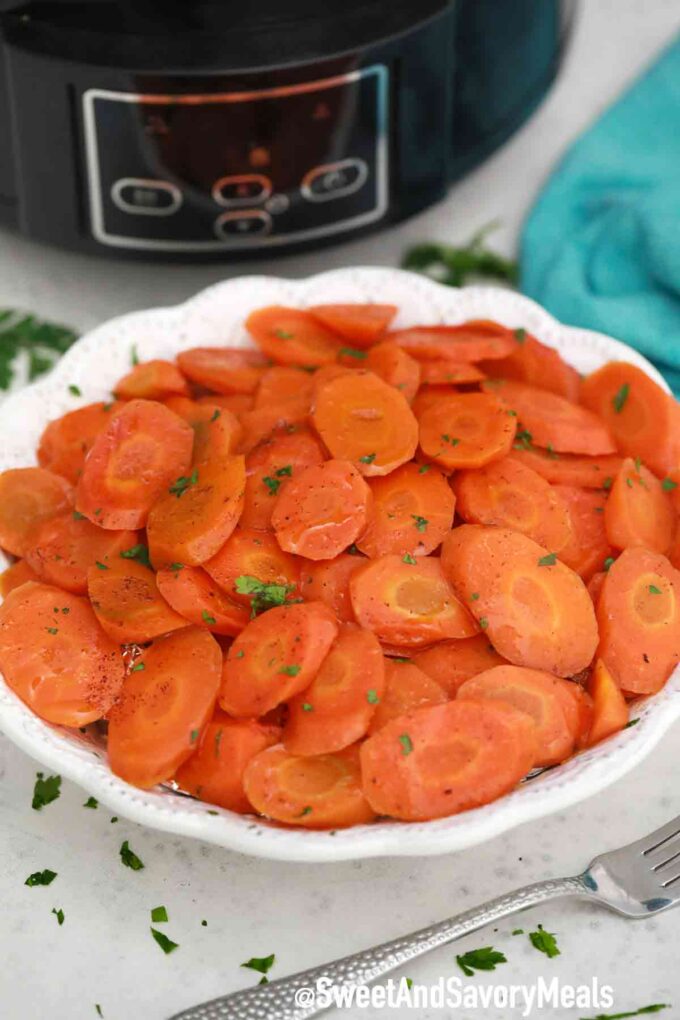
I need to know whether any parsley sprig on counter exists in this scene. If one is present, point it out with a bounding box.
[402,223,517,288]
[456,946,507,976]
[0,310,77,389]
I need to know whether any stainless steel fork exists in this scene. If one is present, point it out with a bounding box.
[170,815,680,1020]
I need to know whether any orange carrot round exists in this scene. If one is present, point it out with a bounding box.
[204,527,300,605]
[418,361,486,386]
[0,559,39,598]
[114,359,190,401]
[365,341,421,403]
[604,457,674,554]
[164,397,242,463]
[413,635,508,696]
[508,446,623,489]
[367,658,447,734]
[176,347,268,394]
[300,552,366,623]
[480,330,580,401]
[156,565,250,636]
[254,366,314,418]
[87,557,188,644]
[0,468,72,556]
[240,429,325,531]
[38,401,123,483]
[246,306,341,367]
[25,513,139,595]
[390,321,515,362]
[309,303,397,346]
[553,485,612,581]
[584,659,628,746]
[419,392,516,470]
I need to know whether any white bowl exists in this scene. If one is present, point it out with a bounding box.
[1,267,679,862]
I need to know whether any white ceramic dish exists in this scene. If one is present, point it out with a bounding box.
[1,267,679,862]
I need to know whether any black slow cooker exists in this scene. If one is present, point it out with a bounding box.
[0,0,575,260]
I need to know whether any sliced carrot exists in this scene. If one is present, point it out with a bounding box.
[480,330,580,401]
[87,557,188,643]
[311,362,355,394]
[508,446,623,489]
[418,361,486,386]
[114,359,190,401]
[0,468,73,557]
[410,385,458,424]
[308,303,397,346]
[107,626,222,788]
[553,485,612,580]
[204,528,300,605]
[283,625,385,755]
[365,341,421,403]
[390,321,515,362]
[587,571,606,607]
[254,366,314,416]
[418,392,516,470]
[175,712,281,812]
[0,559,39,598]
[272,459,371,560]
[312,370,418,476]
[359,699,537,821]
[146,454,245,568]
[243,742,375,829]
[75,399,193,530]
[584,659,629,746]
[367,658,447,734]
[669,522,680,571]
[441,525,598,676]
[245,306,341,367]
[597,546,680,695]
[37,401,123,483]
[164,397,242,463]
[219,601,338,717]
[413,635,509,696]
[240,429,326,531]
[485,379,616,455]
[604,457,674,554]
[197,392,254,416]
[238,405,311,455]
[0,581,124,726]
[156,565,250,636]
[300,552,366,623]
[350,554,478,648]
[356,461,455,559]
[25,513,139,595]
[176,347,268,394]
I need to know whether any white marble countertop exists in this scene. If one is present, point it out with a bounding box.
[1,3,680,1018]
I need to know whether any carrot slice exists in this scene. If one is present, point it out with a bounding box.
[418,392,516,470]
[245,306,341,367]
[0,468,72,556]
[108,626,222,788]
[308,304,397,346]
[38,401,123,484]
[441,525,598,676]
[254,365,314,413]
[0,559,39,598]
[197,392,254,416]
[176,347,268,394]
[584,659,629,747]
[175,712,281,812]
[508,446,623,489]
[25,513,139,595]
[75,400,193,530]
[243,743,375,829]
[389,321,516,362]
[350,555,478,648]
[283,625,385,755]
[272,459,371,560]
[359,699,537,821]
[367,658,447,735]
[114,359,190,401]
[237,405,312,455]
[480,330,580,401]
[87,557,187,643]
[300,552,366,623]
[240,429,325,531]
[164,398,242,463]
[312,370,418,476]
[553,485,612,580]
[204,528,300,605]
[146,454,245,568]
[413,635,509,696]
[0,581,124,726]
[457,665,582,766]
[156,565,250,636]
[486,379,616,455]
[587,571,606,607]
[411,385,457,421]
[669,522,680,571]
[597,547,680,695]
[219,601,338,717]
[604,457,674,554]
[365,341,421,403]
[418,361,486,386]
[356,462,455,559]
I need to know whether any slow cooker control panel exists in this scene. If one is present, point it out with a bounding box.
[82,66,388,252]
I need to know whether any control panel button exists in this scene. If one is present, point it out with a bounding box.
[214,210,272,240]
[212,174,272,207]
[111,178,182,216]
[301,159,368,203]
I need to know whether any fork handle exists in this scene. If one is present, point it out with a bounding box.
[170,874,590,1020]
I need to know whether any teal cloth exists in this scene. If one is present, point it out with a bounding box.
[521,34,680,393]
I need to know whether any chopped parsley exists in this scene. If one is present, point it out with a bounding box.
[68,384,81,397]
[470,593,480,601]
[131,662,145,672]
[366,689,380,704]
[46,626,58,635]
[169,562,184,572]
[235,650,245,659]
[602,477,613,490]
[298,806,312,818]
[339,347,367,360]
[272,328,294,339]
[626,477,634,488]
[579,1006,669,1020]
[52,908,65,926]
[359,452,377,464]
[262,475,282,495]
[603,556,616,571]
[95,1007,103,1018]
[25,869,57,887]
[168,468,199,498]
[612,383,630,413]
[120,544,152,569]
[411,515,428,532]
[513,429,533,451]
[402,553,417,565]
[32,773,61,811]
[72,510,85,520]
[94,561,109,570]
[241,954,276,979]
[648,585,663,595]
[83,796,98,809]
[201,609,217,625]
[514,327,527,344]
[210,408,221,422]
[150,928,179,954]
[279,664,301,677]
[456,947,506,976]
[626,717,640,728]
[662,478,677,492]
[151,906,168,923]
[301,703,313,712]
[130,345,139,365]
[418,464,430,474]
[538,552,557,567]
[275,465,293,478]
[511,928,524,936]
[441,434,460,446]
[528,923,560,958]
[234,575,300,617]
[398,733,413,756]
[479,617,489,629]
[119,841,144,871]
[190,729,200,744]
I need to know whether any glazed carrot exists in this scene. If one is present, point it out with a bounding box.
[272,459,371,560]
[237,405,311,455]
[441,525,598,676]
[254,366,314,416]
[87,557,188,643]
[25,513,139,595]
[164,397,242,463]
[240,429,325,531]
[156,565,250,636]
[597,547,680,695]
[283,625,385,755]
[413,635,508,697]
[311,362,355,394]
[75,399,193,530]
[0,581,124,726]
[114,359,190,401]
[308,303,397,346]
[246,306,341,367]
[587,571,607,607]
[367,658,447,734]
[312,370,418,476]
[365,341,421,403]
[108,626,222,788]
[356,462,455,559]
[300,552,366,623]
[197,392,254,416]
[584,659,628,746]
[418,392,516,470]
[552,485,612,580]
[508,446,623,489]
[219,601,338,717]
[360,699,537,821]
[389,320,515,362]
[243,743,375,829]
[669,522,680,571]
[0,468,72,556]
[175,712,281,812]
[485,379,616,455]
[604,457,674,554]
[480,329,580,401]
[176,347,268,394]
[410,385,457,421]
[38,401,123,483]
[418,361,486,386]
[146,454,245,567]
[0,559,39,598]
[349,555,478,648]
[204,527,300,604]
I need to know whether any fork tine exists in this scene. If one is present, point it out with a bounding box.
[652,847,680,872]
[660,871,680,889]
[638,815,680,856]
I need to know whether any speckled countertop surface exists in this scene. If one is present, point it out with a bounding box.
[1,3,680,1018]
